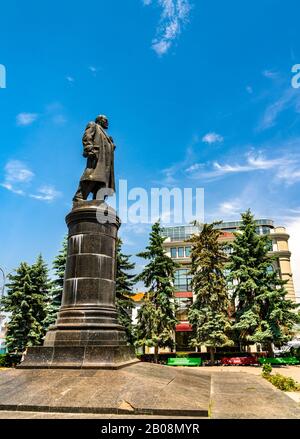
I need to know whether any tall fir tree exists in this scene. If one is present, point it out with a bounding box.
[227,209,300,355]
[1,259,49,354]
[188,222,233,364]
[44,237,68,328]
[115,238,135,344]
[31,254,51,340]
[135,222,178,362]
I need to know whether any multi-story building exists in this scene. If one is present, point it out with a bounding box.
[161,219,296,352]
[0,314,6,354]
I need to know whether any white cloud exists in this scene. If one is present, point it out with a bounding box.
[1,161,61,202]
[186,151,300,183]
[1,160,34,195]
[3,160,34,184]
[246,85,253,94]
[16,112,38,126]
[66,76,75,83]
[144,0,192,56]
[0,183,25,196]
[30,185,61,202]
[263,69,279,79]
[218,199,243,217]
[258,88,297,131]
[202,132,224,144]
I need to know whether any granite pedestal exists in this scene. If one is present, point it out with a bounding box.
[20,201,137,369]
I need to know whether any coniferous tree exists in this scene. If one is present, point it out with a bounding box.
[116,238,135,344]
[227,210,300,355]
[0,260,48,353]
[188,222,233,364]
[45,237,67,328]
[31,254,51,339]
[135,222,178,362]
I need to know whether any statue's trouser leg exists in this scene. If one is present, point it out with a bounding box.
[73,181,94,201]
[93,183,106,200]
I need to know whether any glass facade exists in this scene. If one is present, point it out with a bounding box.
[169,246,192,258]
[161,225,199,241]
[185,246,191,257]
[174,269,192,292]
[175,332,194,351]
[178,247,184,257]
[175,297,193,321]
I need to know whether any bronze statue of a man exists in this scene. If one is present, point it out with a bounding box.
[73,115,115,202]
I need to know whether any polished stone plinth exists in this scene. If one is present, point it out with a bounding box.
[20,201,137,369]
[0,363,211,417]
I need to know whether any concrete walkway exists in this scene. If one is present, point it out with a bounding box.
[0,365,300,419]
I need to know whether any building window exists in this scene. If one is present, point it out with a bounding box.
[178,247,184,258]
[175,297,193,321]
[174,269,192,292]
[175,332,194,351]
[185,246,191,257]
[170,247,177,258]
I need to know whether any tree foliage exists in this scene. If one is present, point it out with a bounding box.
[1,255,50,353]
[227,210,300,354]
[135,222,178,360]
[115,238,135,344]
[188,222,233,364]
[44,237,67,328]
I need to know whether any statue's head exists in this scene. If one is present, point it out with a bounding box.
[95,115,109,129]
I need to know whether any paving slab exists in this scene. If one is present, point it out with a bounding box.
[210,371,300,419]
[0,363,210,417]
[1,365,300,419]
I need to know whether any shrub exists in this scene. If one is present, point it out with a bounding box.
[176,352,189,358]
[262,363,272,377]
[0,354,6,367]
[0,353,22,367]
[267,373,300,392]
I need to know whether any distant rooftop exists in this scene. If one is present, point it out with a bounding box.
[161,219,274,241]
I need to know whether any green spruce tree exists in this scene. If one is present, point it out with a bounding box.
[44,237,67,328]
[116,238,135,345]
[31,254,51,339]
[227,210,300,355]
[0,260,48,354]
[188,222,233,365]
[135,222,178,362]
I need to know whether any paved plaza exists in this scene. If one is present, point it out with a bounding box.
[0,364,299,419]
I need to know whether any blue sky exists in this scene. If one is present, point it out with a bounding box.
[0,0,300,298]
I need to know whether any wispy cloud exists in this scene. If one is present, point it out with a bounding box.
[258,87,299,131]
[262,69,280,80]
[88,66,99,76]
[246,85,253,94]
[218,199,243,217]
[16,112,38,126]
[202,132,224,144]
[30,185,61,202]
[143,0,192,56]
[1,160,34,195]
[1,160,60,202]
[186,151,300,184]
[66,75,75,83]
